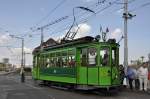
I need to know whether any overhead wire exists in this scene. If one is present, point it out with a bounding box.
[113,0,142,14]
[45,0,121,39]
[113,0,137,4]
[34,0,68,27]
[31,0,120,39]
[19,0,68,38]
[129,1,150,12]
[26,0,136,42]
[26,0,108,38]
[2,0,129,52]
[1,0,118,40]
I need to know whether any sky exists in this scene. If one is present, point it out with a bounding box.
[0,0,150,66]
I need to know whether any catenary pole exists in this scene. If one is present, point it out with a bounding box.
[124,0,128,74]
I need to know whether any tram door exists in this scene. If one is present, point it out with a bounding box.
[99,47,111,85]
[87,47,99,85]
[78,47,99,85]
[33,55,39,79]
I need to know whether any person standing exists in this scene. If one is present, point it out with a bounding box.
[148,70,150,90]
[119,65,125,85]
[138,62,148,91]
[133,68,140,90]
[127,66,135,90]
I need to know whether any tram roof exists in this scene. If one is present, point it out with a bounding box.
[33,36,117,54]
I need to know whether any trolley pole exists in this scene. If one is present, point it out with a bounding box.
[123,0,128,75]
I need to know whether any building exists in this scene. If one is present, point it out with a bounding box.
[0,58,12,71]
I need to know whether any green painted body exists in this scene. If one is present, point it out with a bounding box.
[32,41,121,88]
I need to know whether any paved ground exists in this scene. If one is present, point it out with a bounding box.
[0,74,150,99]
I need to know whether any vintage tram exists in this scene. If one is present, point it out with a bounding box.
[32,36,121,90]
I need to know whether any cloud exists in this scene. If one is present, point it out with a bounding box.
[9,47,33,66]
[109,28,122,40]
[74,23,91,38]
[0,33,12,45]
[12,47,32,55]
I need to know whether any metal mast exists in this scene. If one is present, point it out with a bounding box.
[123,0,128,74]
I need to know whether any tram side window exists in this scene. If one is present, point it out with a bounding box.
[49,53,57,67]
[43,55,47,68]
[68,56,75,67]
[40,55,44,67]
[38,57,41,67]
[62,56,67,67]
[40,54,49,68]
[100,48,109,66]
[81,48,88,66]
[49,53,55,67]
[88,48,97,66]
[53,57,57,67]
[34,56,38,67]
[62,51,67,67]
[33,56,35,67]
[42,50,75,68]
[49,57,54,67]
[68,50,75,67]
[46,58,50,68]
[57,57,63,67]
[112,47,117,66]
[47,54,52,68]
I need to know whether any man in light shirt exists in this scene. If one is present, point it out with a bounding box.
[138,62,148,91]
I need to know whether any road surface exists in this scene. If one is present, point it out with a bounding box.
[0,74,150,99]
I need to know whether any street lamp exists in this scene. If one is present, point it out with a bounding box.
[9,35,25,83]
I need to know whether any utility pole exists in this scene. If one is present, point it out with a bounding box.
[31,16,69,50]
[34,27,44,51]
[123,0,136,74]
[123,0,128,74]
[9,35,25,83]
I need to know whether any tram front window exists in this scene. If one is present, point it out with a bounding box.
[81,47,97,67]
[112,47,117,66]
[88,48,97,66]
[100,48,110,66]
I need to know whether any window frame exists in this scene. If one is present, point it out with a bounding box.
[99,46,111,66]
[80,46,98,67]
[39,48,76,68]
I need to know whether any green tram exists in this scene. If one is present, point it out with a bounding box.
[32,36,121,90]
